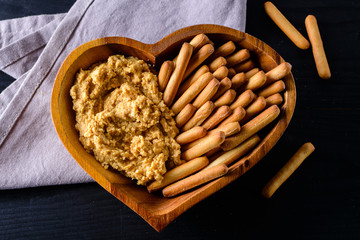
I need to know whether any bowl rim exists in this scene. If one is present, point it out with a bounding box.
[51,24,296,231]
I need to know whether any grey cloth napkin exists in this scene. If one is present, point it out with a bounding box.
[0,0,247,189]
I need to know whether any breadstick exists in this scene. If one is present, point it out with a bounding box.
[245,68,260,79]
[183,44,214,80]
[221,105,280,151]
[175,126,207,145]
[240,70,267,91]
[240,96,267,124]
[201,106,232,130]
[183,122,240,151]
[164,43,193,106]
[175,103,196,128]
[264,2,310,49]
[177,65,210,97]
[214,89,236,107]
[158,61,174,91]
[192,79,220,108]
[181,130,225,161]
[205,147,221,158]
[217,106,246,128]
[173,34,210,63]
[257,80,285,98]
[205,134,260,169]
[214,121,241,137]
[265,62,292,85]
[233,59,255,73]
[208,149,224,162]
[231,72,247,90]
[228,68,237,78]
[305,15,331,79]
[172,72,214,114]
[230,89,256,110]
[207,41,236,63]
[211,77,232,101]
[147,156,209,193]
[182,101,215,131]
[162,164,228,197]
[182,132,215,152]
[213,66,229,80]
[209,57,227,72]
[189,33,210,52]
[262,142,315,198]
[265,93,283,107]
[226,49,250,67]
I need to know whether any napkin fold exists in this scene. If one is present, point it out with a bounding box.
[0,0,247,189]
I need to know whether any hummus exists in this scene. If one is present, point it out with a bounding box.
[70,55,182,185]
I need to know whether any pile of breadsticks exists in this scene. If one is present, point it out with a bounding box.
[147,33,292,197]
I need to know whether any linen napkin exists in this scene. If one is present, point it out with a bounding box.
[0,0,247,189]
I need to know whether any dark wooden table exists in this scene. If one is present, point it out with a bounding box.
[1,0,359,239]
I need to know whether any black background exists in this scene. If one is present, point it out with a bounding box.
[0,0,359,239]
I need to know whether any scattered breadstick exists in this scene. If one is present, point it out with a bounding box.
[240,70,267,91]
[183,44,214,80]
[257,80,286,98]
[233,59,255,73]
[262,142,315,198]
[192,79,220,108]
[240,96,267,124]
[265,93,283,107]
[264,2,310,50]
[213,66,229,80]
[245,68,260,79]
[226,49,250,67]
[228,68,237,78]
[205,134,261,170]
[230,89,256,110]
[209,57,227,72]
[214,89,237,107]
[222,105,280,151]
[173,34,210,63]
[175,103,196,128]
[162,164,228,197]
[158,61,174,91]
[147,156,209,193]
[177,65,210,97]
[182,101,215,131]
[172,72,214,114]
[265,62,292,85]
[305,15,331,79]
[164,42,193,106]
[181,130,225,161]
[207,41,236,62]
[217,106,246,128]
[212,77,232,101]
[201,106,232,130]
[231,72,247,90]
[175,126,207,145]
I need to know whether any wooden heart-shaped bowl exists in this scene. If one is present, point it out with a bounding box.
[51,24,296,231]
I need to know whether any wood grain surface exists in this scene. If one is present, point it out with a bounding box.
[1,0,360,239]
